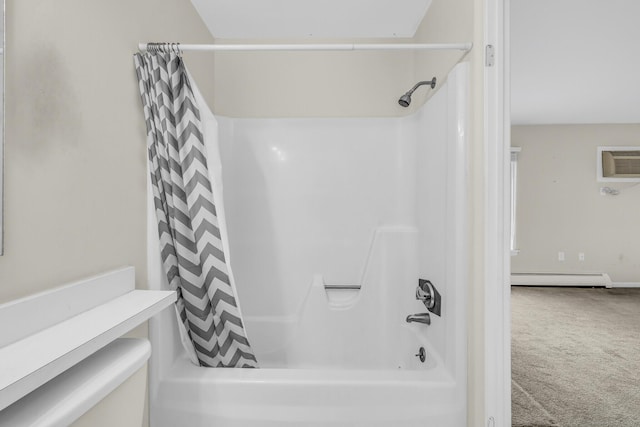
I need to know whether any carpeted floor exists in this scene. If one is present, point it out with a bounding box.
[511,287,640,427]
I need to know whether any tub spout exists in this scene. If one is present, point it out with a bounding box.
[406,313,431,325]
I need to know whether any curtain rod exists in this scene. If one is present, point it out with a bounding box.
[137,42,473,52]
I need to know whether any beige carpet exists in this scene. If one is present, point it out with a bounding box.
[512,379,558,427]
[511,287,640,427]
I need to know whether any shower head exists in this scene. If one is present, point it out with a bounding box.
[398,77,437,107]
[398,94,412,108]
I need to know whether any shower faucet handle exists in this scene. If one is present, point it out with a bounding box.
[416,279,441,317]
[415,280,433,304]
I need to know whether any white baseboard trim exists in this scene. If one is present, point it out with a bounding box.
[511,273,612,288]
[611,282,640,288]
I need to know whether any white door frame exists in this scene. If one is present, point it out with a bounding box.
[484,0,511,425]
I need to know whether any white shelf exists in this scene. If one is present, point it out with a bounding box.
[0,338,151,426]
[0,268,176,412]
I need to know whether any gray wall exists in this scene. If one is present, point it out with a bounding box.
[512,124,640,283]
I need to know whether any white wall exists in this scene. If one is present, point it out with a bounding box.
[512,125,640,283]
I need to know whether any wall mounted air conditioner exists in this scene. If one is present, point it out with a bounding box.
[597,146,640,182]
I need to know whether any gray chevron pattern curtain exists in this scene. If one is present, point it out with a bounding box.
[134,50,258,368]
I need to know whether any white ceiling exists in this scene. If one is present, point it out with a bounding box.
[190,0,432,39]
[511,0,640,124]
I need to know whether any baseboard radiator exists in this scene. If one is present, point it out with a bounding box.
[511,273,612,288]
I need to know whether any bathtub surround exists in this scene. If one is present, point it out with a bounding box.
[135,50,257,368]
[149,2,491,423]
[148,62,468,426]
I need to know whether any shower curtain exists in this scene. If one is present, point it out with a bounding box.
[134,49,258,368]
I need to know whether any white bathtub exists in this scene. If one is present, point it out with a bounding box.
[148,63,468,427]
[154,361,461,426]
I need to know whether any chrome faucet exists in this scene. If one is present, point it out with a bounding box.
[416,279,442,317]
[416,280,436,309]
[406,312,431,325]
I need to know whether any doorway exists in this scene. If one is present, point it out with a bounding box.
[509,1,640,426]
